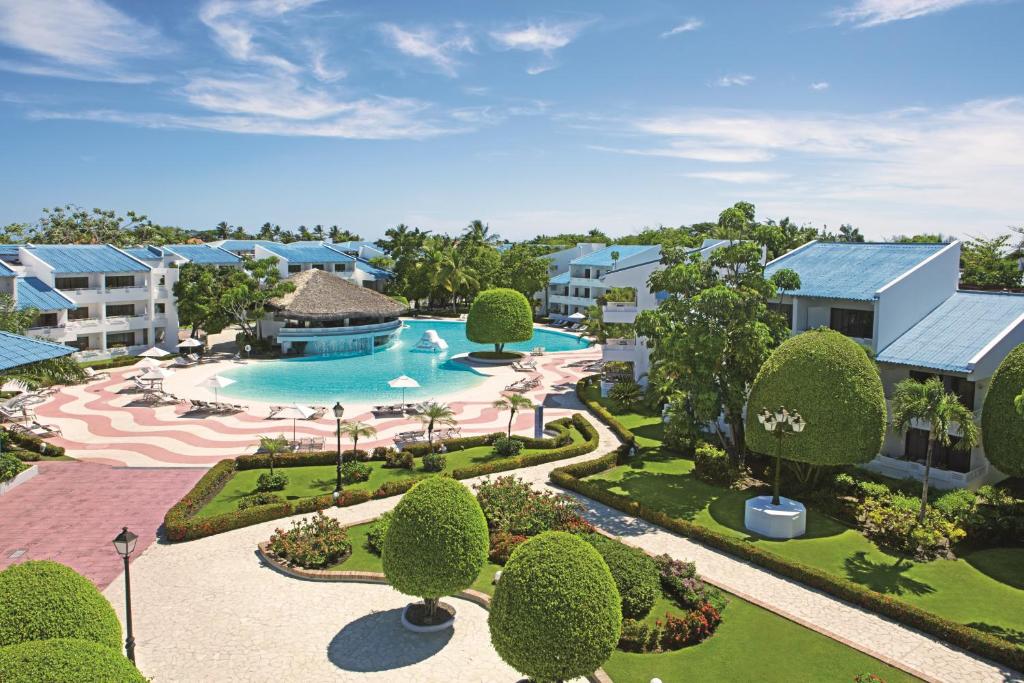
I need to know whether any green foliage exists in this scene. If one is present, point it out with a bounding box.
[489,531,622,681]
[236,492,283,510]
[655,553,728,612]
[414,400,457,453]
[475,475,590,536]
[856,497,966,562]
[584,533,660,619]
[267,511,351,569]
[982,343,1024,477]
[384,449,415,469]
[961,235,1021,289]
[492,436,523,458]
[693,443,740,486]
[492,393,533,437]
[493,243,553,304]
[366,511,393,554]
[341,461,371,484]
[0,561,121,649]
[746,328,887,466]
[422,452,446,472]
[0,293,39,335]
[608,379,643,412]
[602,286,636,303]
[466,288,534,352]
[172,262,232,337]
[256,472,288,492]
[0,204,191,246]
[0,452,26,483]
[382,477,489,601]
[220,256,295,339]
[0,638,146,683]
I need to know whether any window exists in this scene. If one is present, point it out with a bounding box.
[768,302,794,327]
[70,336,90,351]
[68,307,90,321]
[288,264,301,273]
[909,371,975,409]
[334,263,346,272]
[105,275,135,289]
[904,428,970,473]
[830,308,874,339]
[55,276,89,290]
[312,264,324,270]
[32,313,58,328]
[105,303,135,317]
[155,303,166,314]
[158,275,166,286]
[106,332,135,348]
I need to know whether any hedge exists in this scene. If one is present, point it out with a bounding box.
[549,453,1024,673]
[982,342,1024,477]
[1,428,65,458]
[0,638,146,683]
[576,376,636,446]
[450,414,598,478]
[236,449,368,470]
[79,355,164,371]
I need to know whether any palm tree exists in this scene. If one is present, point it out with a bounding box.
[259,435,289,476]
[462,219,500,246]
[493,394,534,437]
[338,420,377,455]
[2,357,85,389]
[436,248,480,312]
[891,377,979,521]
[415,401,457,452]
[215,221,230,239]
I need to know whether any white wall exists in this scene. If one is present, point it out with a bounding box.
[875,242,960,351]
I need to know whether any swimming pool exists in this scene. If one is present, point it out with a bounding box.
[218,319,589,404]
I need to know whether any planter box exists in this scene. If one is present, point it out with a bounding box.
[0,463,38,496]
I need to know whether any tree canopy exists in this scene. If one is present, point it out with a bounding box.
[466,288,534,353]
[982,343,1024,477]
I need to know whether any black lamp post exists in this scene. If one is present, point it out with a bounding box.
[756,406,806,506]
[112,526,138,664]
[333,402,345,496]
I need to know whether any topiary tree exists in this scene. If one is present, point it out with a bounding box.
[746,328,886,495]
[0,561,122,649]
[466,288,533,353]
[0,638,146,683]
[489,531,622,681]
[382,477,489,622]
[584,533,659,619]
[982,343,1024,478]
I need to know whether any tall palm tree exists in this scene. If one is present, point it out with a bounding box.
[259,435,289,476]
[891,377,979,521]
[437,248,480,312]
[338,420,377,455]
[462,219,500,246]
[415,401,457,453]
[493,394,533,437]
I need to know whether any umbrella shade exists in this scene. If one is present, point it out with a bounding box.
[567,312,586,320]
[177,338,204,348]
[275,403,314,442]
[388,375,420,405]
[200,375,236,403]
[137,346,168,358]
[134,357,161,369]
[140,367,175,380]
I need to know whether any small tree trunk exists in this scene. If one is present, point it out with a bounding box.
[424,597,438,621]
[428,425,434,453]
[919,436,935,522]
[508,411,515,437]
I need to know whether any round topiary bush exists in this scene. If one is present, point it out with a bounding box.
[381,477,489,620]
[584,533,659,619]
[0,638,145,683]
[746,328,886,465]
[466,288,534,353]
[489,531,622,681]
[982,342,1024,477]
[0,561,121,649]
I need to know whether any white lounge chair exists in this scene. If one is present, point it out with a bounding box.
[84,367,110,381]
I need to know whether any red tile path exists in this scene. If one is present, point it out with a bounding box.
[0,461,204,588]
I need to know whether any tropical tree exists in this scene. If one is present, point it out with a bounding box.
[494,244,552,304]
[462,219,501,246]
[0,205,191,246]
[608,380,643,412]
[259,435,289,476]
[0,294,39,335]
[891,377,979,520]
[981,343,1024,477]
[961,235,1021,289]
[492,394,533,437]
[219,257,294,340]
[436,247,481,312]
[415,401,457,452]
[338,420,376,455]
[172,263,231,338]
[1,356,85,389]
[466,288,534,354]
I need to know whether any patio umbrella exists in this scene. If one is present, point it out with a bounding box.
[199,374,235,403]
[140,367,175,381]
[274,403,314,442]
[134,357,161,369]
[567,311,586,321]
[137,346,167,358]
[177,338,203,348]
[387,375,420,404]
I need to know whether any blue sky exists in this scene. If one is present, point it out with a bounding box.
[0,0,1021,241]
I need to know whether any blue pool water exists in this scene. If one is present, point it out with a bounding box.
[218,320,589,404]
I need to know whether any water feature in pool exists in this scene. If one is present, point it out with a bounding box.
[218,319,590,404]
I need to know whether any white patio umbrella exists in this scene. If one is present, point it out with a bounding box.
[137,346,167,358]
[387,375,420,404]
[567,311,586,321]
[274,403,314,442]
[134,357,161,369]
[140,367,175,381]
[199,374,236,403]
[177,338,204,348]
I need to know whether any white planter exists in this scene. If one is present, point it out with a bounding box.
[744,495,807,539]
[0,463,38,496]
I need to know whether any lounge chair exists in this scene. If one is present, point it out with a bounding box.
[512,360,537,372]
[267,405,284,419]
[0,405,32,423]
[308,406,327,420]
[27,421,62,437]
[84,367,110,381]
[530,347,545,356]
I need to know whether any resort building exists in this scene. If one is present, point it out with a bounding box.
[547,244,661,319]
[262,268,408,355]
[765,240,1024,489]
[535,243,606,314]
[211,239,392,291]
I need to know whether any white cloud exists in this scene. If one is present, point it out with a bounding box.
[686,171,785,183]
[714,74,754,87]
[180,74,353,120]
[810,81,830,91]
[589,143,772,163]
[309,45,346,82]
[833,0,987,27]
[490,21,586,53]
[378,24,474,77]
[199,0,322,71]
[526,64,556,76]
[661,18,703,37]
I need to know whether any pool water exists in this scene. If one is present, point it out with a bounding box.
[218,319,589,404]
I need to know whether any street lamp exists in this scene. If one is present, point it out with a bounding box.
[111,527,138,664]
[757,406,806,505]
[333,402,345,496]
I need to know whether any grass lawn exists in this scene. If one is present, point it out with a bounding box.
[196,425,587,519]
[583,389,1024,643]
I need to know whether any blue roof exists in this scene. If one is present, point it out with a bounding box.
[17,277,75,311]
[121,246,163,261]
[877,292,1024,373]
[571,245,658,267]
[26,244,150,274]
[163,244,241,265]
[0,261,14,277]
[550,271,570,285]
[0,331,74,371]
[259,242,354,264]
[354,257,392,278]
[215,239,276,252]
[765,242,948,301]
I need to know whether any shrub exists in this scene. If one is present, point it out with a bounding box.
[341,461,371,484]
[856,497,966,561]
[382,477,489,615]
[584,533,659,619]
[422,452,446,472]
[466,288,534,353]
[933,488,977,523]
[256,472,288,492]
[982,343,1024,477]
[658,603,722,650]
[366,511,393,555]
[489,531,622,681]
[963,486,1024,545]
[384,450,414,469]
[237,492,283,510]
[746,328,887,467]
[488,530,528,564]
[608,379,643,411]
[267,511,351,569]
[492,436,523,458]
[693,443,739,486]
[372,446,393,461]
[0,638,145,683]
[0,561,121,649]
[655,554,727,613]
[1,428,65,457]
[475,475,587,536]
[0,452,26,483]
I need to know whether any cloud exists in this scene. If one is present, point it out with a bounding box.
[180,74,353,119]
[589,143,772,163]
[832,0,987,27]
[526,64,556,76]
[199,0,322,71]
[810,81,830,91]
[713,74,754,87]
[490,21,586,53]
[661,18,703,37]
[378,24,473,77]
[308,45,346,82]
[686,171,785,183]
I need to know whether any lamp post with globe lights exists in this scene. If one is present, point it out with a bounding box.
[333,402,345,498]
[756,406,806,506]
[112,527,138,664]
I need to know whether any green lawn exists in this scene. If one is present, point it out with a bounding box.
[197,426,587,519]
[583,390,1024,643]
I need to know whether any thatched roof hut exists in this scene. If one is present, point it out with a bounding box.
[268,269,408,323]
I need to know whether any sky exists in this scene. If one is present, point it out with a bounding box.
[0,0,1021,241]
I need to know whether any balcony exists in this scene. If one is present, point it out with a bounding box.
[66,318,101,331]
[602,337,639,362]
[602,300,638,324]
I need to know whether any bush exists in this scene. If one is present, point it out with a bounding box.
[982,343,1024,477]
[857,497,966,561]
[256,472,288,492]
[746,328,887,466]
[655,554,727,613]
[466,288,534,353]
[492,436,523,458]
[0,638,145,683]
[693,443,740,486]
[0,561,121,649]
[608,379,643,411]
[267,511,351,569]
[933,488,977,523]
[475,475,589,536]
[422,452,446,472]
[0,452,26,483]
[1,428,65,457]
[341,461,371,484]
[489,531,622,681]
[584,533,659,619]
[382,477,489,609]
[366,511,393,555]
[963,486,1024,545]
[658,603,722,651]
[618,618,660,653]
[488,530,528,564]
[237,492,283,510]
[236,449,366,470]
[372,446,393,461]
[576,378,637,447]
[384,450,414,469]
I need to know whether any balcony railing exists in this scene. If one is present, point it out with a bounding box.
[605,338,637,348]
[603,301,638,312]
